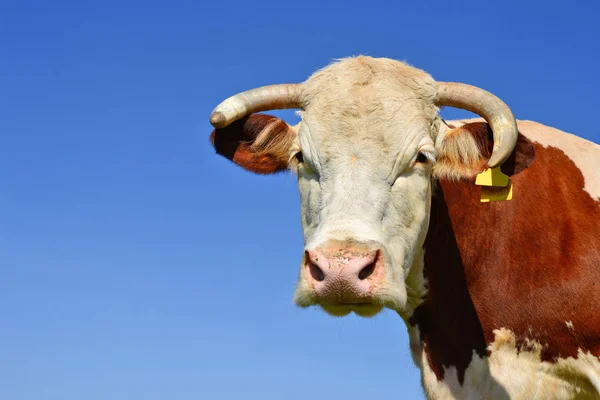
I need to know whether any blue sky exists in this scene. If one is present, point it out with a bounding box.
[1,1,598,399]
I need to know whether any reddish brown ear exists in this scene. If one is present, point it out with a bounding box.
[210,114,297,174]
[434,121,535,180]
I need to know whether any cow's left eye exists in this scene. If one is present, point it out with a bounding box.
[294,152,304,163]
[416,152,428,164]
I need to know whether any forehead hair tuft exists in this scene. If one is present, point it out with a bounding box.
[297,56,440,163]
[301,56,438,108]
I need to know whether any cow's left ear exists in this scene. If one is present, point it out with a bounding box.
[210,114,298,174]
[433,121,535,180]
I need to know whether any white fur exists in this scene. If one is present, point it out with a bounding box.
[291,57,439,314]
[409,326,600,399]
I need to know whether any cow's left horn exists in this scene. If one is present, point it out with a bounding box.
[210,84,304,129]
[434,82,518,168]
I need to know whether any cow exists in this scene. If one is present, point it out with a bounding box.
[208,56,600,399]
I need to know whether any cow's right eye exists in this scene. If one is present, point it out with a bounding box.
[416,152,428,164]
[294,152,304,163]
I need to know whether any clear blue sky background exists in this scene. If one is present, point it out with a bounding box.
[1,1,598,399]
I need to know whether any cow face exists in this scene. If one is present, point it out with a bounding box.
[210,57,505,317]
[290,111,436,317]
[291,57,442,317]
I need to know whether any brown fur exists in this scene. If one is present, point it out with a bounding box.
[411,128,600,384]
[210,114,295,174]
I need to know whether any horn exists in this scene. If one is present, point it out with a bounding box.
[435,82,518,168]
[209,84,304,129]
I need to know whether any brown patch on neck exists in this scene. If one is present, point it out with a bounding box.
[409,185,487,384]
[411,143,600,384]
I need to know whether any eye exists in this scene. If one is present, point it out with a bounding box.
[294,152,304,163]
[416,152,428,164]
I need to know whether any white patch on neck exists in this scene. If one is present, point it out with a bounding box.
[408,325,600,399]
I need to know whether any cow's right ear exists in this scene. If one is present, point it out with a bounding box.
[210,114,297,174]
[433,121,535,181]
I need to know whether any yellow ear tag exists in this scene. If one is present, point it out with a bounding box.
[475,167,509,187]
[476,167,513,202]
[480,179,513,202]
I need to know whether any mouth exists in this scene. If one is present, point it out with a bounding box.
[294,283,408,317]
[320,302,384,317]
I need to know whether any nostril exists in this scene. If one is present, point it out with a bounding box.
[358,250,379,280]
[358,262,376,280]
[308,261,325,282]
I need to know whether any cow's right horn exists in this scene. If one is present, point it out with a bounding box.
[210,84,304,129]
[434,82,518,168]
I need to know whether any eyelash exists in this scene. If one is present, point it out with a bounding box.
[416,152,428,164]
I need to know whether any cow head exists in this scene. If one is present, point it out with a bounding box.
[209,57,517,318]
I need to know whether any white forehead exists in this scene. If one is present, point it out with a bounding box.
[298,56,439,166]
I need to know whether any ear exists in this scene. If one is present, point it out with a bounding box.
[210,114,297,174]
[433,121,535,181]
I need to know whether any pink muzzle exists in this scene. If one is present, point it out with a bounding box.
[303,244,385,304]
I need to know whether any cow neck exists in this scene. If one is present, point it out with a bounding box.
[410,157,600,385]
[408,178,488,384]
